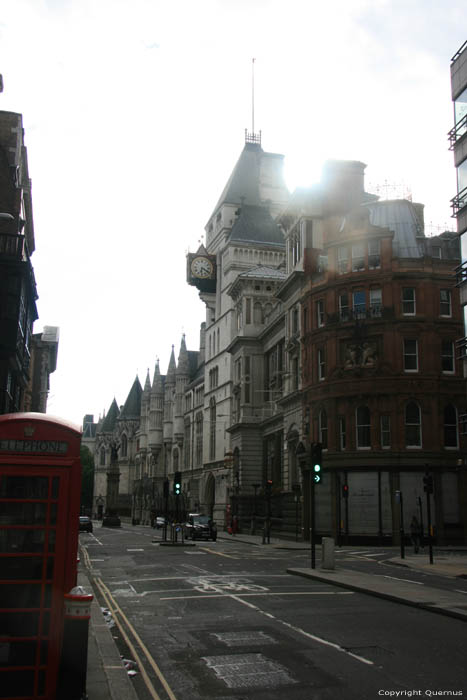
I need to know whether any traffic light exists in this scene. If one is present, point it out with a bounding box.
[265,479,273,496]
[311,443,322,484]
[423,473,433,494]
[174,471,182,496]
[342,484,349,499]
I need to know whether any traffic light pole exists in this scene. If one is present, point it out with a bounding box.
[310,473,316,569]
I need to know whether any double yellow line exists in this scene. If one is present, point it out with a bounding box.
[81,546,178,700]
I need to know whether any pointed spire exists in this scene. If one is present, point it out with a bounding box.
[151,358,163,394]
[177,334,189,375]
[100,398,119,433]
[119,376,143,420]
[166,345,176,385]
[143,369,151,394]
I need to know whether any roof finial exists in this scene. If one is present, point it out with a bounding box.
[245,58,261,146]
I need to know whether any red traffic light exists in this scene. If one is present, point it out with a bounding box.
[342,484,349,498]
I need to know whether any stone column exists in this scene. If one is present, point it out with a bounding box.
[102,443,121,527]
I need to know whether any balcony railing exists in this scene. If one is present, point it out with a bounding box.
[448,113,467,149]
[451,186,467,217]
[0,233,25,259]
[455,260,467,286]
[455,336,467,360]
[327,304,389,324]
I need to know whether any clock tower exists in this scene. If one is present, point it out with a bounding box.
[187,244,217,293]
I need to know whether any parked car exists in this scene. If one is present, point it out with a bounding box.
[79,516,93,533]
[184,513,217,541]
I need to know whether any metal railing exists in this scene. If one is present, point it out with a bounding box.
[455,259,467,286]
[451,186,467,217]
[448,113,467,149]
[0,233,25,259]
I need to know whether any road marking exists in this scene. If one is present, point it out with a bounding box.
[97,577,178,700]
[127,548,144,552]
[380,575,424,585]
[90,558,105,562]
[454,589,467,595]
[228,594,374,666]
[160,591,354,601]
[200,547,239,559]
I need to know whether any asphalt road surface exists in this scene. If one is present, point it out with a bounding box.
[81,525,466,700]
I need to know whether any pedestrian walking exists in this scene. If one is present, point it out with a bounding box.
[410,515,421,553]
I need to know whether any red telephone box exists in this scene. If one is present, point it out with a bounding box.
[0,412,82,700]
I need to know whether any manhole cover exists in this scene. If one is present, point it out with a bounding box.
[202,653,296,689]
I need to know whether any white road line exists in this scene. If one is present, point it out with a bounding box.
[380,575,424,585]
[127,548,144,552]
[228,594,374,666]
[160,591,354,600]
[454,589,467,595]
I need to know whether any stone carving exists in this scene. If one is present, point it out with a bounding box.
[344,342,377,369]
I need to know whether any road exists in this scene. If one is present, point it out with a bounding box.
[80,524,466,700]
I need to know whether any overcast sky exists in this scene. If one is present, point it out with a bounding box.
[0,0,465,427]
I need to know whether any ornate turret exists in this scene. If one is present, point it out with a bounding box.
[174,335,190,446]
[148,359,164,458]
[139,370,151,453]
[163,346,176,444]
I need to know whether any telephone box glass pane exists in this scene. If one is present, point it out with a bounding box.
[0,670,35,698]
[0,583,42,608]
[2,556,44,580]
[0,476,49,499]
[0,502,47,525]
[0,640,37,666]
[0,611,39,636]
[0,529,46,553]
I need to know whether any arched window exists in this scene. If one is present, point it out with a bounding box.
[356,405,371,448]
[405,402,422,448]
[173,448,179,470]
[444,404,458,448]
[209,397,216,461]
[100,447,106,466]
[195,412,203,467]
[318,409,328,449]
[121,434,128,458]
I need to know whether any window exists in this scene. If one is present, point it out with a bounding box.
[184,419,191,466]
[339,417,346,450]
[356,405,371,448]
[353,290,366,318]
[441,341,455,373]
[245,298,251,324]
[291,356,299,391]
[244,356,251,403]
[318,347,326,380]
[100,447,106,466]
[195,412,203,466]
[337,246,349,274]
[405,402,421,448]
[254,302,263,324]
[316,299,325,327]
[319,409,328,449]
[403,339,418,372]
[432,246,442,259]
[352,243,365,271]
[380,415,391,448]
[369,288,382,317]
[402,287,416,315]
[444,405,459,448]
[368,240,381,269]
[339,293,349,321]
[121,434,128,458]
[209,398,216,461]
[440,289,452,317]
[292,306,299,334]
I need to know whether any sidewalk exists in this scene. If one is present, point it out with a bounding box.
[82,528,467,699]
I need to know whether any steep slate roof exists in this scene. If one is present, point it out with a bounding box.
[100,398,119,433]
[187,350,199,379]
[119,376,143,420]
[228,204,285,247]
[365,200,423,258]
[210,142,264,216]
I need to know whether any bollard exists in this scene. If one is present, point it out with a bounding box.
[56,586,93,700]
[321,537,335,570]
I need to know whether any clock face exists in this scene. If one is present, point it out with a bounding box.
[191,256,214,279]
